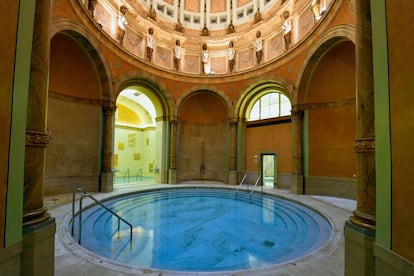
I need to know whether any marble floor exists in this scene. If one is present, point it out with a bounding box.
[47,184,355,276]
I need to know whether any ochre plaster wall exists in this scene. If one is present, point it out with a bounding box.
[387,1,414,263]
[49,34,100,99]
[307,41,356,178]
[177,93,229,182]
[245,123,292,175]
[45,33,103,195]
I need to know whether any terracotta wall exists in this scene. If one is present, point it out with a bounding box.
[45,33,102,194]
[49,34,100,99]
[307,41,356,179]
[387,1,414,263]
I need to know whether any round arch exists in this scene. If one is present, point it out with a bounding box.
[236,79,293,121]
[113,77,173,185]
[176,86,234,120]
[295,24,356,104]
[50,18,114,102]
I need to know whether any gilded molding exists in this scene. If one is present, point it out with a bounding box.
[26,131,50,147]
[354,137,375,153]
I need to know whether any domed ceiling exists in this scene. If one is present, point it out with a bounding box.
[141,0,277,32]
[86,0,330,74]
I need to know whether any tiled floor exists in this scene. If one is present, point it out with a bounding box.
[47,184,355,276]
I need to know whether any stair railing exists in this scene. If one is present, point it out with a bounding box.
[71,189,133,247]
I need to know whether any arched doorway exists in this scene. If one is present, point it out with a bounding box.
[176,91,229,183]
[114,86,166,187]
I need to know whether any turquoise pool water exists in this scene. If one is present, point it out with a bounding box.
[71,188,332,272]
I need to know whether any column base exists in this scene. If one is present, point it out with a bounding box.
[169,168,177,184]
[22,217,56,276]
[374,243,414,276]
[0,241,22,275]
[100,170,114,192]
[290,173,304,194]
[344,220,375,276]
[228,170,237,185]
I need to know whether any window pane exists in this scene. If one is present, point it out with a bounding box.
[250,102,260,120]
[249,92,292,120]
[280,95,291,116]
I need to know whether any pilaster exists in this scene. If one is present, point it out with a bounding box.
[291,106,304,193]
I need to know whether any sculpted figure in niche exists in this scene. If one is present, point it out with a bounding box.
[146,28,155,62]
[228,41,235,73]
[282,10,292,50]
[255,31,263,65]
[227,20,235,34]
[311,0,322,21]
[254,8,262,23]
[88,0,97,18]
[117,5,128,45]
[174,39,182,71]
[175,19,184,33]
[201,43,209,74]
[149,4,156,20]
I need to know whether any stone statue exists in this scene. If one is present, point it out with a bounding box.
[146,28,155,62]
[255,31,263,65]
[117,6,128,45]
[149,4,156,21]
[227,20,235,34]
[254,8,262,23]
[282,10,292,50]
[175,19,184,33]
[228,41,235,73]
[87,0,97,18]
[174,39,182,71]
[311,0,322,21]
[201,43,209,74]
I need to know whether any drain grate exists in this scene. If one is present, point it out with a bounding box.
[263,240,275,247]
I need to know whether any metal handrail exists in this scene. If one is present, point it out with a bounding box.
[123,168,130,183]
[71,190,133,246]
[236,173,248,191]
[249,174,263,200]
[236,173,248,198]
[71,188,84,236]
[135,168,142,182]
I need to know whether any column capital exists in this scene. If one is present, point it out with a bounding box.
[26,130,50,147]
[102,101,117,116]
[354,137,375,153]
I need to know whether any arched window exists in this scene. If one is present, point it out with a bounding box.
[248,92,291,121]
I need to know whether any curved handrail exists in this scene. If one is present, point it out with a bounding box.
[123,168,130,183]
[72,190,133,247]
[236,173,248,191]
[250,174,263,194]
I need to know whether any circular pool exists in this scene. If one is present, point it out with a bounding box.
[70,187,332,273]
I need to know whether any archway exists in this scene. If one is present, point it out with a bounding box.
[300,40,357,198]
[46,32,107,195]
[176,91,229,183]
[236,81,293,188]
[114,85,167,186]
